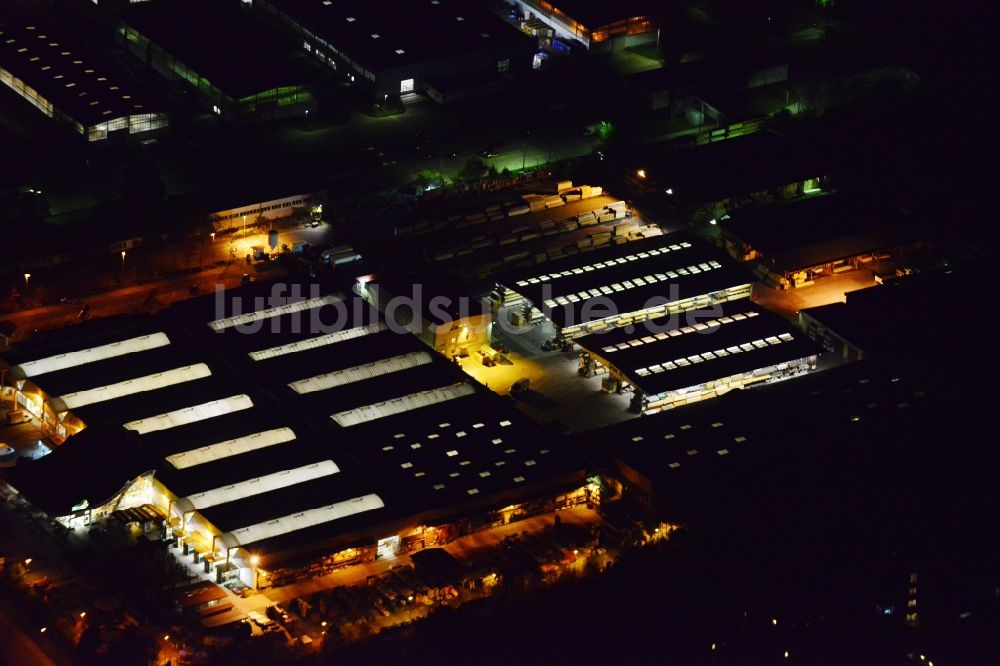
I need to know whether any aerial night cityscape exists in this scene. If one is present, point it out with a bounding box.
[0,1,995,664]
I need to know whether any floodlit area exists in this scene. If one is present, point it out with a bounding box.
[753,269,878,316]
[461,309,636,433]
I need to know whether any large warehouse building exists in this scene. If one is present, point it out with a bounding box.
[0,12,168,142]
[627,131,832,225]
[0,284,586,592]
[574,300,818,413]
[118,0,316,121]
[718,192,920,289]
[496,232,753,339]
[253,0,535,102]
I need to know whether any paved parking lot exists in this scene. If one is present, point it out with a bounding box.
[0,408,50,468]
[753,269,878,316]
[461,312,636,433]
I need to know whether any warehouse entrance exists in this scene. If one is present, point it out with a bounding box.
[377,535,400,559]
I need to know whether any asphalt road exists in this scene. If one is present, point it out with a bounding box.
[3,262,265,343]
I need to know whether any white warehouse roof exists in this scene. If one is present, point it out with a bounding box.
[207,295,341,332]
[175,460,340,513]
[289,352,431,395]
[249,322,388,361]
[52,363,211,412]
[123,394,254,435]
[165,427,297,470]
[331,383,475,427]
[13,332,171,378]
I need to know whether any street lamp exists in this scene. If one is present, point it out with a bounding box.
[23,273,30,290]
[120,251,126,271]
[636,169,646,179]
[210,232,216,243]
[250,554,260,589]
[242,214,247,239]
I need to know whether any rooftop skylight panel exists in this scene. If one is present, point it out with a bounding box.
[54,363,211,411]
[219,494,384,548]
[331,383,475,427]
[182,460,340,511]
[208,294,340,331]
[249,322,387,360]
[288,352,430,394]
[124,394,253,435]
[166,428,296,470]
[14,332,170,377]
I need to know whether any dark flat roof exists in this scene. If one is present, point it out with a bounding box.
[497,234,753,329]
[0,15,165,126]
[720,192,918,273]
[368,274,488,326]
[121,0,307,99]
[262,0,531,73]
[577,301,818,396]
[634,131,830,205]
[800,262,993,356]
[339,395,583,510]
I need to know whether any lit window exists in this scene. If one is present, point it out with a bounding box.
[395,49,405,54]
[346,16,356,22]
[371,33,380,39]
[456,16,464,21]
[446,450,458,457]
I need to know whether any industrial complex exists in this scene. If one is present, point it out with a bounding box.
[0,285,587,599]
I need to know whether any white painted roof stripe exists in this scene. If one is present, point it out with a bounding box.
[249,322,388,361]
[123,394,254,435]
[207,294,341,332]
[13,332,170,378]
[180,460,340,511]
[289,352,431,395]
[514,242,693,286]
[165,427,297,470]
[331,383,475,427]
[53,363,211,411]
[218,494,385,549]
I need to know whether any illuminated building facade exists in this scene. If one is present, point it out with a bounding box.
[509,0,658,50]
[0,15,168,142]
